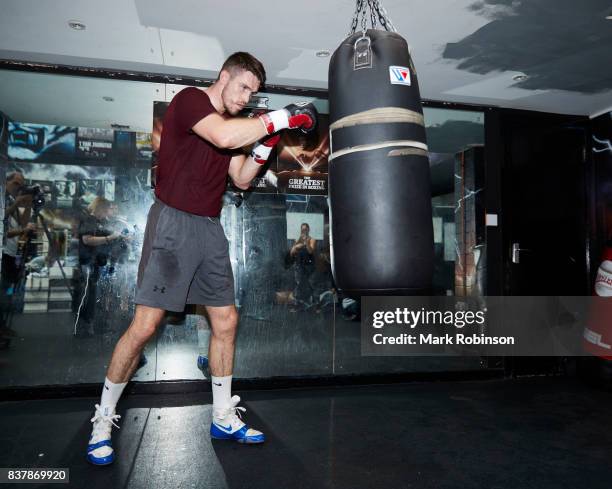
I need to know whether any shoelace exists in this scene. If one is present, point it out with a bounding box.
[215,398,247,425]
[90,403,121,434]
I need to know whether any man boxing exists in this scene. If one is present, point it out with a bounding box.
[87,52,318,465]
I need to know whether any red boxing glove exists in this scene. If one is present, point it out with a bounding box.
[251,134,281,165]
[258,102,319,135]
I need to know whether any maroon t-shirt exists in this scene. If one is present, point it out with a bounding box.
[155,87,232,216]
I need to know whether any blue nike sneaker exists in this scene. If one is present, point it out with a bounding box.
[197,355,209,373]
[87,404,121,465]
[210,395,265,444]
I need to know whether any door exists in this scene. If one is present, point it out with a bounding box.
[504,124,588,295]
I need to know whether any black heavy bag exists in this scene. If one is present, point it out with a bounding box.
[328,29,433,295]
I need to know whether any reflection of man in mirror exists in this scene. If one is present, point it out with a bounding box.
[86,51,319,465]
[1,171,34,337]
[75,197,127,337]
[289,223,317,310]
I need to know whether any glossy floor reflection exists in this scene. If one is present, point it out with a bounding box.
[1,377,612,488]
[0,308,482,387]
[0,312,156,386]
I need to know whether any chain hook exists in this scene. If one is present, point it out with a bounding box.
[348,0,396,35]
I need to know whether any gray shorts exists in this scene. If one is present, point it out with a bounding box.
[134,200,235,311]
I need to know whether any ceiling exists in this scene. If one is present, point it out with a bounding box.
[0,0,611,125]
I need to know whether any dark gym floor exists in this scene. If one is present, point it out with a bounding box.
[1,376,611,489]
[0,311,481,387]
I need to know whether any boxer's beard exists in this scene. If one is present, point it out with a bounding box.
[225,103,240,116]
[221,89,241,115]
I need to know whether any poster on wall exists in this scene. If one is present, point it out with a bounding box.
[114,131,136,162]
[10,162,116,209]
[8,122,152,166]
[8,161,152,226]
[54,180,78,208]
[136,132,153,162]
[276,114,329,195]
[8,123,76,162]
[76,127,114,161]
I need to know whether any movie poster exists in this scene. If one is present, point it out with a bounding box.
[7,161,152,228]
[8,123,76,162]
[136,132,153,162]
[53,180,78,208]
[9,162,113,209]
[76,127,114,161]
[113,131,135,162]
[8,122,152,166]
[276,114,329,195]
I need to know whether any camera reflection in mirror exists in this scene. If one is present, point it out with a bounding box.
[2,162,150,347]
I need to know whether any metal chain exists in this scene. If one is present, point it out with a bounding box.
[348,0,396,34]
[361,6,367,32]
[368,0,377,30]
[372,0,396,32]
[348,0,364,35]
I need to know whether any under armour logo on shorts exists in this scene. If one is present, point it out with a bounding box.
[153,285,166,293]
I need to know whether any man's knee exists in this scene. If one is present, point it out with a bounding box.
[210,307,238,340]
[128,306,164,345]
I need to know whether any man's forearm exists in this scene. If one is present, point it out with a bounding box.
[233,157,262,189]
[7,228,24,238]
[220,104,317,149]
[83,235,113,247]
[217,118,269,150]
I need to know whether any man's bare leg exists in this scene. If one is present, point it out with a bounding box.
[207,305,238,378]
[87,305,166,465]
[107,304,166,382]
[206,304,265,443]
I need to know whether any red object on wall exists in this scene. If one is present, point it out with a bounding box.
[585,246,612,359]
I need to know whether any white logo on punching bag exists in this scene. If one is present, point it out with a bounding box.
[389,66,411,86]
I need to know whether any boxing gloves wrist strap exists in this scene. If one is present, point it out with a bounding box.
[259,109,289,135]
[251,134,281,165]
[251,142,274,165]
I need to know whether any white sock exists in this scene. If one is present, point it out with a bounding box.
[99,377,127,415]
[211,375,233,415]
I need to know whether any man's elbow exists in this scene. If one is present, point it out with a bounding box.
[212,131,243,150]
[209,132,231,149]
[233,180,251,190]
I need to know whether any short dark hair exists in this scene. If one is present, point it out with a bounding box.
[219,52,266,88]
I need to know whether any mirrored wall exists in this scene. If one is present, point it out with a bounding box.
[0,69,484,387]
